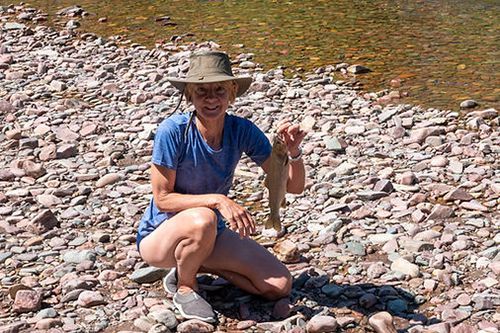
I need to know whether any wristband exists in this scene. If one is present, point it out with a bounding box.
[289,147,303,162]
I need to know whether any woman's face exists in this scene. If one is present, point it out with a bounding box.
[190,82,231,121]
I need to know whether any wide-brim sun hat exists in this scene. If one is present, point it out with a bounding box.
[167,51,252,97]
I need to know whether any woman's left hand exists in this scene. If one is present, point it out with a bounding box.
[276,120,306,157]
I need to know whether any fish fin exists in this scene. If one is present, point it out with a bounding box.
[264,217,274,230]
[280,198,286,208]
[273,216,282,232]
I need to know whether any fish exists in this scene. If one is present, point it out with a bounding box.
[265,134,289,232]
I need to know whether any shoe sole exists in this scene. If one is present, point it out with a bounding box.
[173,297,216,323]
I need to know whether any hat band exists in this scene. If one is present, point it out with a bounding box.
[186,69,233,78]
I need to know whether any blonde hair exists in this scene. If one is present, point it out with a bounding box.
[184,80,238,104]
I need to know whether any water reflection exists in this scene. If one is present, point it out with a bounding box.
[5,0,499,109]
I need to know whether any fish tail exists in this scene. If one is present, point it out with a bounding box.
[267,213,281,232]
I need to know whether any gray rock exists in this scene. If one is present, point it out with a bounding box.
[460,100,478,108]
[62,250,96,264]
[129,267,168,283]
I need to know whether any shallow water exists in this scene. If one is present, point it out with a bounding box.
[5,0,499,110]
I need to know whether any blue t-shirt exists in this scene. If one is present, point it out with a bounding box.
[137,112,272,244]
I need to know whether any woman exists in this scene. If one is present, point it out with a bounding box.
[137,51,306,322]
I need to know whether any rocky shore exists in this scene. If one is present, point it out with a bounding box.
[0,4,498,333]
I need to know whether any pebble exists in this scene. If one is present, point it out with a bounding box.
[0,5,497,333]
[306,315,338,333]
[460,100,478,108]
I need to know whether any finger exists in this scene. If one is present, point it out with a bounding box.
[236,219,246,238]
[247,213,256,235]
[241,211,255,236]
[236,210,254,238]
[276,122,292,135]
[286,124,301,135]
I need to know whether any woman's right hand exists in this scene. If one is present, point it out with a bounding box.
[214,195,255,238]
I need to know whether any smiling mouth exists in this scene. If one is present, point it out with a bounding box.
[204,106,220,111]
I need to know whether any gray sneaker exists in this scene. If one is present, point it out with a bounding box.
[173,290,216,323]
[163,268,178,295]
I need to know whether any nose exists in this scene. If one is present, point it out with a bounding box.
[205,88,218,100]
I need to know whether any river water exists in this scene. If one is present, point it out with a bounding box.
[2,0,499,110]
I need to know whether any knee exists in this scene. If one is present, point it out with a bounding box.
[186,208,218,240]
[261,272,293,300]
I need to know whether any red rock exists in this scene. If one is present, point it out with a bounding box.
[35,318,63,329]
[306,315,338,333]
[39,144,57,161]
[444,188,473,202]
[13,290,42,313]
[55,125,79,142]
[77,291,106,307]
[236,320,256,330]
[426,204,453,220]
[28,209,59,235]
[176,319,215,333]
[273,240,300,263]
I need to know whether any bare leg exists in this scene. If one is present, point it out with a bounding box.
[139,207,217,291]
[201,229,292,300]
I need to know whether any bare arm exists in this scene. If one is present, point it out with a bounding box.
[151,163,219,212]
[151,164,255,237]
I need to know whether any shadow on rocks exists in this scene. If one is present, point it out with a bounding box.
[199,271,441,332]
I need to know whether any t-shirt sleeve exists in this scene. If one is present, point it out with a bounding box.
[241,120,272,166]
[151,120,183,170]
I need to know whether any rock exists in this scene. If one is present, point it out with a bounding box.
[13,290,43,313]
[77,291,106,307]
[50,80,66,91]
[148,309,178,329]
[426,204,453,220]
[28,210,59,234]
[460,100,478,108]
[274,240,300,263]
[236,320,256,330]
[176,319,214,333]
[368,312,397,333]
[356,190,388,200]
[367,262,388,279]
[96,173,122,187]
[62,250,96,264]
[321,284,343,297]
[359,293,378,308]
[306,315,338,333]
[472,293,500,310]
[373,179,393,193]
[272,298,291,319]
[443,188,473,201]
[460,200,488,211]
[129,267,167,283]
[390,258,419,278]
[35,318,63,329]
[324,137,347,151]
[22,161,46,179]
[347,65,370,74]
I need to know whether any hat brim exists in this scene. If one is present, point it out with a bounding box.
[167,75,252,97]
